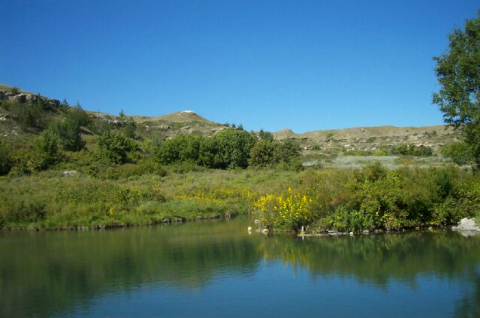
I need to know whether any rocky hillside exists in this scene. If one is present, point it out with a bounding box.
[0,83,460,154]
[0,84,226,141]
[131,111,227,138]
[274,125,459,155]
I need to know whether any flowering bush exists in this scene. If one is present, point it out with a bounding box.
[253,187,314,232]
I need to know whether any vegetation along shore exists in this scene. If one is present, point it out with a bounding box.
[0,84,478,233]
[1,9,480,234]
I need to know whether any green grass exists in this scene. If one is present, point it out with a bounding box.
[0,168,302,230]
[2,165,479,233]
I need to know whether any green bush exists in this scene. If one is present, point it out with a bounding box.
[35,129,63,169]
[305,166,479,233]
[249,140,278,167]
[9,100,48,131]
[258,129,274,141]
[122,118,137,139]
[205,129,257,169]
[274,139,301,163]
[97,131,136,164]
[389,144,433,156]
[48,119,85,152]
[441,142,474,165]
[156,134,203,165]
[0,143,13,176]
[0,197,47,223]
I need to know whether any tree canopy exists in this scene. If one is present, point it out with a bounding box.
[433,11,480,167]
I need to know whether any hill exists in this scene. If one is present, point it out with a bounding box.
[0,84,461,165]
[274,125,458,154]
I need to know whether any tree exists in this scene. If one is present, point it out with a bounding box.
[249,140,278,167]
[259,129,274,141]
[274,139,301,163]
[156,134,203,165]
[123,118,137,139]
[48,119,85,152]
[98,131,136,164]
[433,11,480,168]
[70,103,91,127]
[35,129,63,169]
[204,129,257,169]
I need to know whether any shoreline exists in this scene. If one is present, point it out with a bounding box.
[1,212,241,232]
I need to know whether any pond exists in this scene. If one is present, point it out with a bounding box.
[1,217,479,318]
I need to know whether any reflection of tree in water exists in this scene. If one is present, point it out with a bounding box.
[0,219,262,318]
[454,276,480,318]
[2,220,480,318]
[260,232,480,288]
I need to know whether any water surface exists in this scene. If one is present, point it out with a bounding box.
[1,217,479,318]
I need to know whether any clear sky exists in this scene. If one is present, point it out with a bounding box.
[1,0,479,133]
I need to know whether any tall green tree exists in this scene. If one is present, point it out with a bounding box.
[433,11,480,168]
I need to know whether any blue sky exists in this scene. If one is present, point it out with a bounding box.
[1,0,479,133]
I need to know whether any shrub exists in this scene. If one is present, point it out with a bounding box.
[35,129,63,169]
[249,140,278,167]
[48,119,85,152]
[274,139,301,164]
[123,118,137,139]
[202,129,257,169]
[441,142,474,165]
[69,104,91,127]
[259,129,274,141]
[253,187,314,232]
[389,144,433,156]
[9,100,48,130]
[97,131,136,164]
[0,142,13,176]
[306,166,473,233]
[156,134,203,165]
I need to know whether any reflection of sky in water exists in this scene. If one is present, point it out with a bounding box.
[73,261,464,318]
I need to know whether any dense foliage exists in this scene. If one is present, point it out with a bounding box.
[1,87,479,233]
[389,144,433,156]
[249,139,301,167]
[442,142,474,165]
[433,11,480,168]
[97,131,136,164]
[202,128,257,169]
[154,129,300,170]
[253,164,480,233]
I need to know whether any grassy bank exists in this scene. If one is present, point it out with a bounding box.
[1,164,479,232]
[252,164,480,233]
[0,168,299,230]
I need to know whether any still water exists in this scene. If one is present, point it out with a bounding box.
[1,217,480,318]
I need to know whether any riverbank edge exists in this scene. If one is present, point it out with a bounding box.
[1,211,241,232]
[298,225,449,238]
